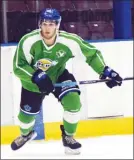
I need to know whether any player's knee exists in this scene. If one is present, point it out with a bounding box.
[18,111,35,124]
[61,92,81,124]
[61,92,81,112]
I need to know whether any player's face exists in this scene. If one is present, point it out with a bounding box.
[40,20,57,39]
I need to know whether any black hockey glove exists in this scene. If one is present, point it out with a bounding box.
[100,66,123,88]
[32,69,54,94]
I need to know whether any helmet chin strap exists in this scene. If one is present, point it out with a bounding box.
[56,22,61,34]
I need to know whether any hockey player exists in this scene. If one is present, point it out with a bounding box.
[11,8,122,154]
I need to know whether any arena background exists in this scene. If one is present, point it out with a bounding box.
[1,0,133,43]
[1,0,133,142]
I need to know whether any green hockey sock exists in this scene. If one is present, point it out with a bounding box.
[18,111,36,136]
[61,92,81,135]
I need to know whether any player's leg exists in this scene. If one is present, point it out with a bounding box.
[61,92,82,154]
[61,92,81,136]
[53,69,82,154]
[11,87,45,150]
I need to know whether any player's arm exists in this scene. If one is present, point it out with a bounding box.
[76,37,105,74]
[13,39,54,94]
[13,39,35,83]
[77,36,123,88]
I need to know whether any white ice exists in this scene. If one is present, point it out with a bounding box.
[1,135,133,159]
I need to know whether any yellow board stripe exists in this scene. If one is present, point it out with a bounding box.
[1,117,133,144]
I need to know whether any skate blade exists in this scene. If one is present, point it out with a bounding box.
[65,147,81,155]
[29,132,37,141]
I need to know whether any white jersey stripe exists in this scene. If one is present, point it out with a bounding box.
[15,30,40,77]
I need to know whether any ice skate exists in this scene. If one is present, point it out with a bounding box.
[11,130,37,151]
[60,125,82,155]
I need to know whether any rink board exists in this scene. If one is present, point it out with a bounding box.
[1,117,133,144]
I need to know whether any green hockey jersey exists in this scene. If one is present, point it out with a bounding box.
[13,29,106,93]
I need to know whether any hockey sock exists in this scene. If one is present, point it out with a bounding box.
[61,92,81,135]
[18,111,36,136]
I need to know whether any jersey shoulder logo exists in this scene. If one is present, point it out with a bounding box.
[56,50,66,58]
[34,58,58,71]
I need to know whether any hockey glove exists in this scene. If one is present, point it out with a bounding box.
[100,66,122,88]
[32,69,54,94]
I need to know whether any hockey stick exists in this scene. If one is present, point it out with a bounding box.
[54,77,134,87]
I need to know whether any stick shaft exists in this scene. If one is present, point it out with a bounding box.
[54,77,134,87]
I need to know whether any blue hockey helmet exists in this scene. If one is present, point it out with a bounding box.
[39,8,61,25]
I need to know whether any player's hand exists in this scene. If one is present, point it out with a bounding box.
[100,66,123,88]
[32,69,54,94]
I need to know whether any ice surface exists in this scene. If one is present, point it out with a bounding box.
[1,135,133,159]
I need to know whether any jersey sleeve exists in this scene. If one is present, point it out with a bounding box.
[13,39,35,83]
[76,36,106,74]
